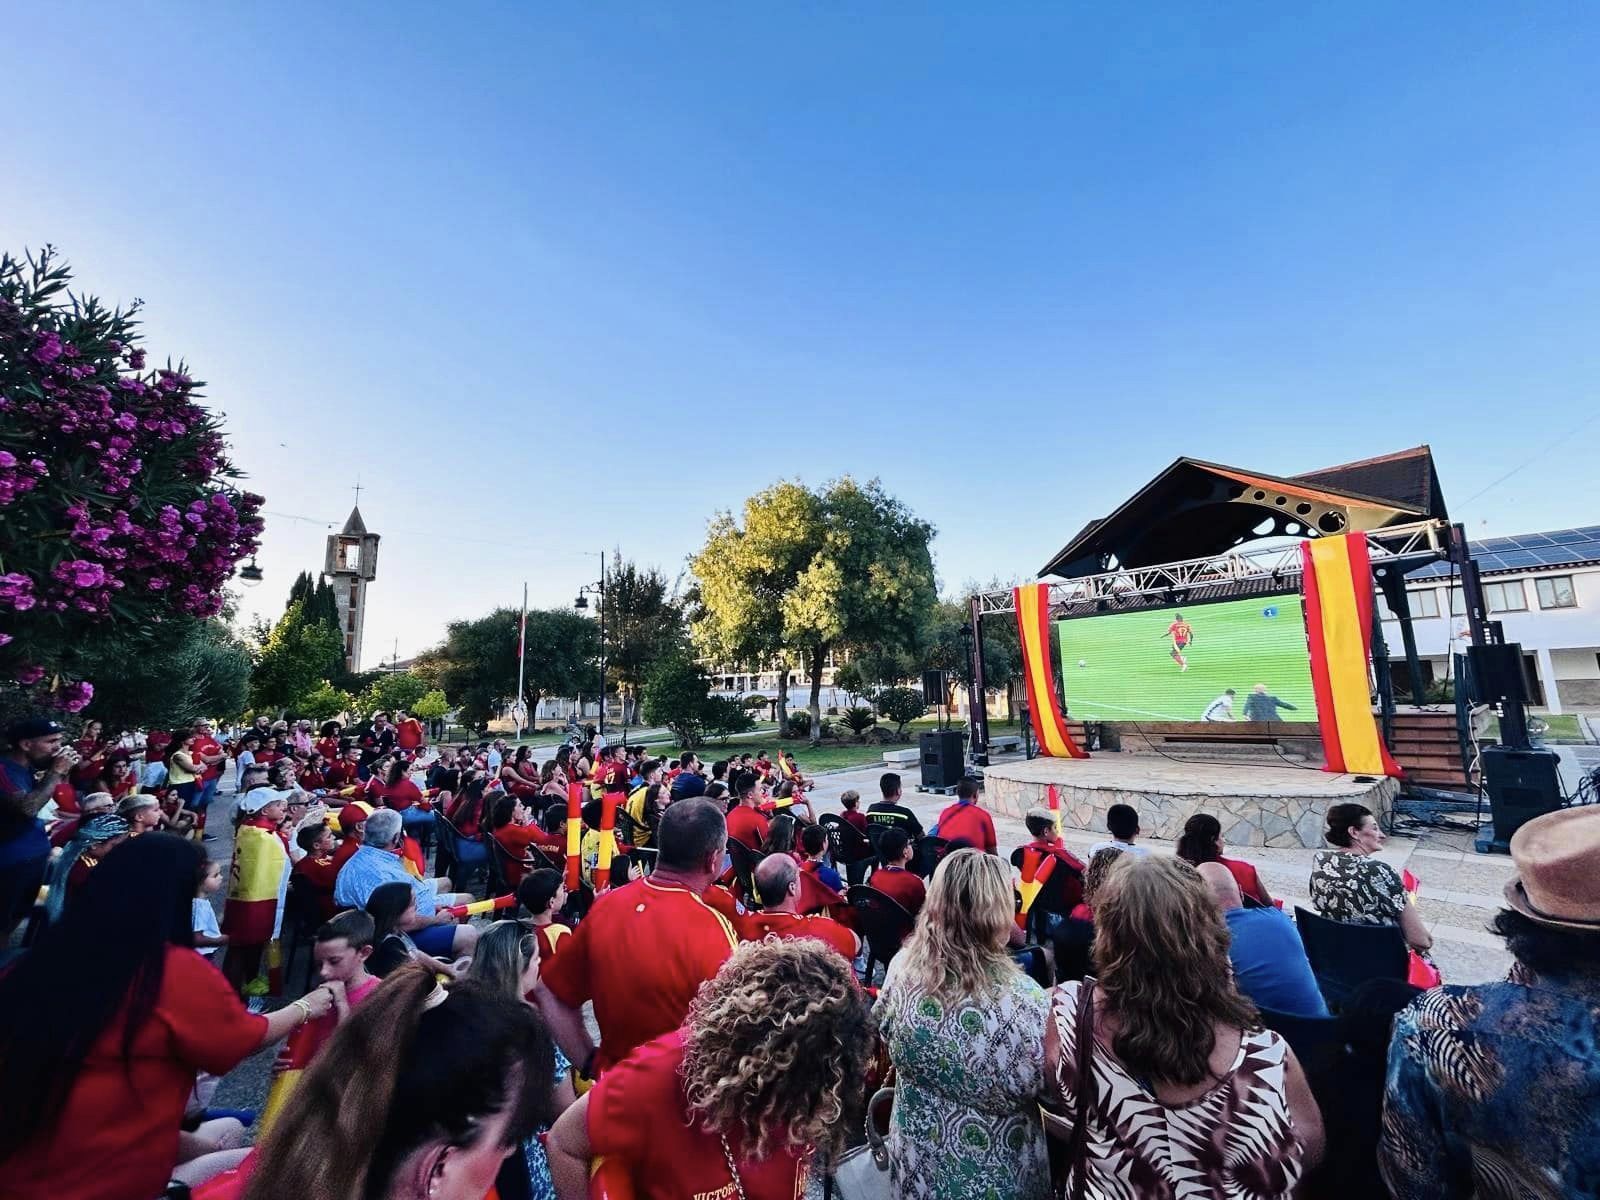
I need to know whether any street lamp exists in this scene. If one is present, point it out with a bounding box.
[236,556,263,587]
[574,552,606,738]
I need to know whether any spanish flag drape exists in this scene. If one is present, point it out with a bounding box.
[1015,847,1059,929]
[1014,584,1089,759]
[1300,534,1403,777]
[565,781,584,892]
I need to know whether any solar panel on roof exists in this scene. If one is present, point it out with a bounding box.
[1488,549,1542,569]
[1476,537,1516,552]
[1530,547,1581,565]
[1516,534,1558,547]
[1549,529,1597,545]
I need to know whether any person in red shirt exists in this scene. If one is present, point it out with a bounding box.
[539,797,738,1076]
[394,708,425,754]
[490,793,563,887]
[868,827,928,918]
[312,722,341,764]
[546,938,876,1200]
[517,867,573,980]
[741,855,860,961]
[839,788,870,836]
[190,719,227,821]
[0,833,337,1200]
[70,718,112,794]
[322,746,362,792]
[296,751,328,793]
[934,777,998,854]
[293,824,342,919]
[1175,812,1275,907]
[727,771,771,849]
[331,802,370,872]
[1023,808,1087,874]
[1165,612,1194,671]
[597,744,630,796]
[500,746,543,797]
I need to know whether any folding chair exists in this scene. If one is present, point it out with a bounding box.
[819,813,876,888]
[847,884,916,986]
[1293,906,1410,1013]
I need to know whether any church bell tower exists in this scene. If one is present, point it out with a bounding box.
[324,506,380,672]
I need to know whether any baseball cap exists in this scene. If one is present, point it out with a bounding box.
[238,787,294,815]
[335,801,374,832]
[8,717,63,741]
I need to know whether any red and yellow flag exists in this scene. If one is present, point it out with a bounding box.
[1015,847,1058,928]
[565,780,583,892]
[593,794,620,893]
[1300,534,1402,777]
[1014,584,1088,759]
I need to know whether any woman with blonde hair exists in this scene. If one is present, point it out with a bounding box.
[874,847,1052,1200]
[1044,854,1323,1198]
[545,938,874,1200]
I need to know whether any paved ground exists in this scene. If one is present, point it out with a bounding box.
[208,748,1529,1122]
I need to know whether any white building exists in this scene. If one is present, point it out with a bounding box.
[1380,526,1600,713]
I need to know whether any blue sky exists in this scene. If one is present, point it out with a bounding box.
[5,5,1598,665]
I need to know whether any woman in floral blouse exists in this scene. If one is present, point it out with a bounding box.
[1308,803,1431,952]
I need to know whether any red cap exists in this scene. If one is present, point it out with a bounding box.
[338,802,371,828]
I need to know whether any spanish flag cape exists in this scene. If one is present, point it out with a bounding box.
[259,972,383,1133]
[222,819,290,947]
[1015,846,1060,929]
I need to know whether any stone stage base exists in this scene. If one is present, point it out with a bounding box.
[983,754,1398,849]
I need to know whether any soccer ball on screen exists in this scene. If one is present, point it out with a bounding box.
[1078,659,1087,668]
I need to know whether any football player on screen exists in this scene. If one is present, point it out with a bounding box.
[1162,612,1193,672]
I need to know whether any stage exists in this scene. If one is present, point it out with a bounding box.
[983,754,1399,849]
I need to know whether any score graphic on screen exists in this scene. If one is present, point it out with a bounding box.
[1055,595,1317,723]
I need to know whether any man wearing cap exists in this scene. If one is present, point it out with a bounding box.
[1,717,80,937]
[1380,806,1600,1198]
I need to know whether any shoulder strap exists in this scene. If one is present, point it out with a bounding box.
[1068,979,1097,1200]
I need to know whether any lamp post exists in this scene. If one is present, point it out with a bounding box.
[574,552,606,740]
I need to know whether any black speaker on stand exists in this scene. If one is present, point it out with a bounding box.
[1469,642,1562,852]
[919,728,966,790]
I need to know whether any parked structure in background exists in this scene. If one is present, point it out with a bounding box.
[324,505,380,673]
[1380,525,1600,712]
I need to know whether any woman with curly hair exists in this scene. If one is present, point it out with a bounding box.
[1043,854,1323,1198]
[545,938,874,1200]
[875,847,1053,1200]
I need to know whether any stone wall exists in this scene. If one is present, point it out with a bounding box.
[985,758,1398,849]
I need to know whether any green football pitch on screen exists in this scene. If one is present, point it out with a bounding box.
[1055,595,1318,723]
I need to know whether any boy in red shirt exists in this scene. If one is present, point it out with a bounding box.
[867,827,926,918]
[838,789,870,835]
[726,772,771,848]
[934,777,997,854]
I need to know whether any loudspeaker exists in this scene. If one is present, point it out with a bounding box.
[1469,643,1531,749]
[921,670,946,705]
[1469,644,1526,707]
[1481,745,1563,851]
[919,729,965,789]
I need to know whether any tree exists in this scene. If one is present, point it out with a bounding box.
[357,669,429,718]
[427,607,597,731]
[76,618,253,734]
[841,705,877,737]
[0,246,263,716]
[702,695,757,744]
[294,680,355,723]
[411,689,450,723]
[873,686,928,738]
[693,478,936,746]
[250,601,344,714]
[641,653,713,749]
[603,552,688,726]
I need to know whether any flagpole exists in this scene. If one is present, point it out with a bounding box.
[515,582,528,739]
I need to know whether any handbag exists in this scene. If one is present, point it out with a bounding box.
[825,1086,897,1200]
[1040,979,1097,1200]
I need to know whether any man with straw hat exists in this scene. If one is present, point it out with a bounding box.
[1379,806,1600,1197]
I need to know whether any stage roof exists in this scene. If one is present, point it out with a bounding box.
[1041,446,1448,579]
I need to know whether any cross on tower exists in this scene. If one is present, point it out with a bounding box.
[352,478,363,506]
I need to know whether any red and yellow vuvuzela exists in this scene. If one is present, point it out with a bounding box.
[1300,533,1402,777]
[1014,583,1089,760]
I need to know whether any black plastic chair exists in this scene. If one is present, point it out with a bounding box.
[819,813,876,888]
[910,835,949,880]
[281,873,326,993]
[1294,906,1410,1013]
[1008,846,1085,944]
[1051,916,1096,982]
[847,884,916,986]
[726,836,768,906]
[435,812,491,895]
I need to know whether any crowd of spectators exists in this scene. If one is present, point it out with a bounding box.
[2,709,1597,1199]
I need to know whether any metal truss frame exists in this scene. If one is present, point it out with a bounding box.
[973,519,1450,616]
